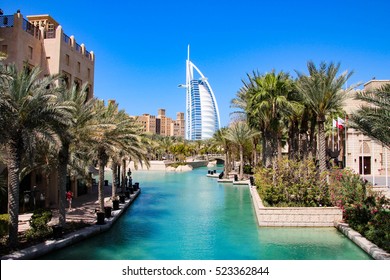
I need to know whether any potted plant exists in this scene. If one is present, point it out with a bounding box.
[112,196,120,210]
[104,205,112,218]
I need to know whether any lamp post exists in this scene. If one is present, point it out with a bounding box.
[39,192,45,208]
[23,192,30,212]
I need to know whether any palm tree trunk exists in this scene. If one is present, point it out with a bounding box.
[98,158,105,212]
[264,131,273,168]
[224,150,229,178]
[6,142,21,248]
[239,145,244,180]
[309,118,317,159]
[300,131,308,160]
[252,138,258,166]
[318,120,327,175]
[277,137,282,161]
[121,158,126,193]
[117,163,121,191]
[58,143,69,227]
[299,111,310,160]
[97,148,107,212]
[111,161,118,199]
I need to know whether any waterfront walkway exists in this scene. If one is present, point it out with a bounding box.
[18,183,113,233]
[3,184,139,260]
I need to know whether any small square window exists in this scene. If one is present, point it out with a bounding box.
[1,45,8,55]
[28,46,33,59]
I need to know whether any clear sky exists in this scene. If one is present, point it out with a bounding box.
[3,0,390,127]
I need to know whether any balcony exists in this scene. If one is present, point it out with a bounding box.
[22,18,40,39]
[0,15,14,27]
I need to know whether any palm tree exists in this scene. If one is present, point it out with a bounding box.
[246,71,296,167]
[55,83,95,227]
[225,121,259,180]
[88,101,149,212]
[296,61,353,175]
[159,136,174,161]
[212,128,231,178]
[349,84,390,147]
[0,65,70,247]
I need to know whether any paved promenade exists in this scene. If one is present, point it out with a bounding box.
[3,184,139,260]
[18,183,113,233]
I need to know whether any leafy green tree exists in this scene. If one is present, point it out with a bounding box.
[55,83,96,226]
[87,101,149,212]
[225,122,259,180]
[349,84,390,147]
[0,65,70,247]
[236,71,295,167]
[296,61,353,175]
[212,128,231,178]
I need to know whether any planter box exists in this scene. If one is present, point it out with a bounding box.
[96,212,105,225]
[112,200,119,210]
[249,186,343,227]
[104,206,112,218]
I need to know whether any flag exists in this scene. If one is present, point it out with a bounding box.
[337,117,345,129]
[332,119,337,128]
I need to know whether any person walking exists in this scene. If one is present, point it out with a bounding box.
[66,190,73,210]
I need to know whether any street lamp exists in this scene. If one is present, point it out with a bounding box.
[23,192,30,212]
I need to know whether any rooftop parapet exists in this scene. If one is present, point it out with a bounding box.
[0,12,94,62]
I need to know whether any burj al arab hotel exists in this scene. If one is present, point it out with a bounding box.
[179,46,221,140]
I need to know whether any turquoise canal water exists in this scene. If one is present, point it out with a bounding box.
[42,167,371,260]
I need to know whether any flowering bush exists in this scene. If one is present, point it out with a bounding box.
[254,160,390,252]
[328,168,372,209]
[365,209,390,252]
[254,159,329,207]
[345,194,390,252]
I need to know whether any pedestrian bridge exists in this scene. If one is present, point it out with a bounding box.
[207,154,225,164]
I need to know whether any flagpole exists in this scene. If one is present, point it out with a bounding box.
[372,140,375,186]
[352,130,355,171]
[361,133,364,179]
[332,127,334,152]
[345,115,348,169]
[337,125,340,151]
[386,147,389,187]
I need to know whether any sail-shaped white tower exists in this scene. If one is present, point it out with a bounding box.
[180,45,221,140]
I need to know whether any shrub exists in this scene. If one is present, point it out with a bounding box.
[344,194,390,253]
[25,208,52,241]
[328,168,372,209]
[344,204,372,232]
[365,210,390,252]
[0,214,9,237]
[254,158,329,207]
[243,164,253,175]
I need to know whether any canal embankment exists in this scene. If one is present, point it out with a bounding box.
[1,189,141,260]
[249,184,390,260]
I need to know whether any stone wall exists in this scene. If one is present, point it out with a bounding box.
[129,160,207,171]
[249,186,343,227]
[186,160,208,168]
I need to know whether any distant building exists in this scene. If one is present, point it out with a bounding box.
[343,80,390,182]
[136,113,157,134]
[0,11,95,99]
[180,45,220,140]
[133,109,185,138]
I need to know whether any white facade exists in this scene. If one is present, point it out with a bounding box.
[343,80,390,185]
[181,46,220,140]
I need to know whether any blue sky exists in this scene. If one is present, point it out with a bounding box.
[3,0,390,126]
